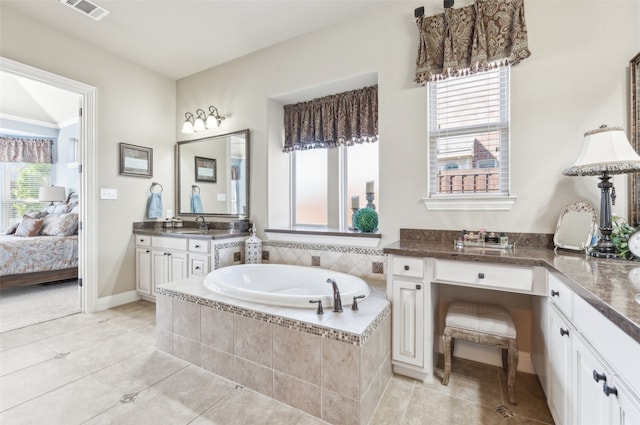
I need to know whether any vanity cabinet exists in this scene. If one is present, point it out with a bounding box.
[135,234,211,300]
[538,273,640,425]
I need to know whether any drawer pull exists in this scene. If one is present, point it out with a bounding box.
[416,284,422,290]
[145,250,150,253]
[602,384,618,398]
[559,328,570,337]
[478,273,485,279]
[195,266,201,270]
[551,290,560,297]
[195,244,201,248]
[404,265,410,271]
[592,370,607,383]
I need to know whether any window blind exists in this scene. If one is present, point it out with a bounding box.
[428,66,510,196]
[0,163,52,229]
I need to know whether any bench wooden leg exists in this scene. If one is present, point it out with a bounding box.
[507,339,518,404]
[442,328,452,385]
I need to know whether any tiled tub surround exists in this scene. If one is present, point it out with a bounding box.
[156,277,391,425]
[262,241,387,281]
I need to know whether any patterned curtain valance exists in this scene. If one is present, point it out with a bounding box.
[415,0,531,84]
[0,137,54,163]
[283,85,378,152]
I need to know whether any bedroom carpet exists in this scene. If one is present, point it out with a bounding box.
[0,280,80,333]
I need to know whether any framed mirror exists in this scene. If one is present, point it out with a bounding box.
[176,129,249,217]
[553,201,597,252]
[630,53,640,226]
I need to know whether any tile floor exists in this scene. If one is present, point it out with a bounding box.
[0,301,554,425]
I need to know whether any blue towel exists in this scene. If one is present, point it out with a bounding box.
[191,193,203,213]
[147,192,163,219]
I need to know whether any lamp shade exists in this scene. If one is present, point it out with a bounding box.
[563,126,640,176]
[39,186,66,203]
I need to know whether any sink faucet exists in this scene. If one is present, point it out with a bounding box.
[195,215,207,230]
[327,278,343,313]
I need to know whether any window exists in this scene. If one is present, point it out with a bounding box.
[292,142,378,229]
[428,67,510,198]
[0,162,53,229]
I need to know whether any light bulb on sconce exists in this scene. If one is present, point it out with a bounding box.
[181,106,227,133]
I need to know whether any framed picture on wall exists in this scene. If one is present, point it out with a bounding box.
[195,156,216,183]
[119,143,153,178]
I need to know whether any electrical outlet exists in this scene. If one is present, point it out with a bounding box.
[100,188,117,200]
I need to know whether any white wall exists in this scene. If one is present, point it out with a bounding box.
[1,8,176,297]
[178,1,638,246]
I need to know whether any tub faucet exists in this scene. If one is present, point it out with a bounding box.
[327,278,343,313]
[195,215,207,230]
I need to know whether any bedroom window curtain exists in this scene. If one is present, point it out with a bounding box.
[0,137,54,163]
[283,85,378,152]
[415,0,531,84]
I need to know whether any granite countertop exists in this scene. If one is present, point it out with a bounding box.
[383,236,640,345]
[133,221,249,240]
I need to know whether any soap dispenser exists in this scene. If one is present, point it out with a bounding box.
[244,224,262,264]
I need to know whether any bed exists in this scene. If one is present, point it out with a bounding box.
[0,209,79,289]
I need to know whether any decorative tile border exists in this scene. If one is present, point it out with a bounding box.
[156,287,390,346]
[213,240,245,269]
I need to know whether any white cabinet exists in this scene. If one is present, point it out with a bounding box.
[573,334,613,425]
[548,304,573,425]
[135,234,212,300]
[392,279,424,367]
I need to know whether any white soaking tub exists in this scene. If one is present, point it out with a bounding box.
[203,263,370,308]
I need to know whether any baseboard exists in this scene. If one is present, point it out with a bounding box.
[95,290,141,311]
[437,338,535,374]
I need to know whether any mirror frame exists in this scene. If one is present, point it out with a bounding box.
[630,52,640,226]
[175,129,250,218]
[553,201,597,252]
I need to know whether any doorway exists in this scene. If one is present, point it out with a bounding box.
[0,57,98,320]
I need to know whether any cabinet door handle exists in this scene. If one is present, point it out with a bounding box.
[602,383,618,398]
[592,370,607,383]
[559,328,570,337]
[551,290,560,297]
[195,244,200,248]
[478,273,485,279]
[167,252,172,256]
[145,250,150,253]
[195,266,201,270]
[404,265,410,271]
[416,284,422,290]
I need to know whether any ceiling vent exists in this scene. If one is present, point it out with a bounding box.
[60,0,110,21]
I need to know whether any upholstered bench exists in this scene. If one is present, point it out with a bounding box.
[442,301,518,404]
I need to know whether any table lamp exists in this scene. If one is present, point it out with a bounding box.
[39,185,66,206]
[563,126,640,257]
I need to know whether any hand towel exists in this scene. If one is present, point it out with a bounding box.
[147,192,163,219]
[191,193,203,213]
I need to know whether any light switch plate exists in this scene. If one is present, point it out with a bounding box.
[100,188,117,200]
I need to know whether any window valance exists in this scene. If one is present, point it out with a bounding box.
[415,0,531,84]
[0,137,54,163]
[283,85,378,152]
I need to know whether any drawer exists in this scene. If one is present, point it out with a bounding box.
[189,239,209,253]
[391,257,424,278]
[434,259,533,292]
[135,235,151,247]
[151,236,187,251]
[548,273,573,319]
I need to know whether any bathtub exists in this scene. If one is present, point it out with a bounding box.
[203,264,371,309]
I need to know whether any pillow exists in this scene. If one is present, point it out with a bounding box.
[25,210,47,219]
[3,222,19,235]
[69,201,79,214]
[46,202,70,215]
[14,216,45,237]
[41,213,78,236]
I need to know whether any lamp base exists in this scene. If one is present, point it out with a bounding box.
[589,249,620,259]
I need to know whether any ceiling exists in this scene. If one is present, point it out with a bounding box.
[1,0,392,80]
[0,0,391,130]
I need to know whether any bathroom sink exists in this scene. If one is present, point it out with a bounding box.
[164,228,206,234]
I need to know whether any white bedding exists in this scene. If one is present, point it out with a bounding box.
[0,234,78,276]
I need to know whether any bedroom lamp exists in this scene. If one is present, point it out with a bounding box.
[39,185,66,206]
[563,125,640,258]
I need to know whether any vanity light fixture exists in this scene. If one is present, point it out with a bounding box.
[563,125,640,258]
[181,106,226,133]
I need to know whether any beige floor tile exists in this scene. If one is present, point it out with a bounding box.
[39,321,124,353]
[91,347,189,393]
[498,368,554,424]
[191,388,303,425]
[0,375,121,424]
[0,340,56,376]
[0,357,87,411]
[85,365,235,425]
[369,377,415,425]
